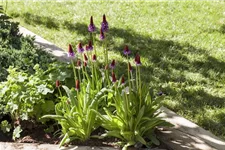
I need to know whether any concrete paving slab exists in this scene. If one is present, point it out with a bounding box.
[158,107,225,150]
[19,26,69,62]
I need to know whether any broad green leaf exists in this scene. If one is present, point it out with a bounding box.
[36,84,53,95]
[13,125,22,140]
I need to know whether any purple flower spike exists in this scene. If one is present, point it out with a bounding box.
[56,80,60,87]
[123,45,131,55]
[77,42,84,53]
[88,41,93,51]
[112,72,117,83]
[101,14,108,32]
[135,54,141,66]
[77,59,81,68]
[88,16,96,32]
[75,80,80,91]
[128,62,133,72]
[100,29,105,40]
[84,54,88,62]
[121,76,125,85]
[110,59,116,69]
[92,54,97,62]
[68,44,75,58]
[85,45,89,51]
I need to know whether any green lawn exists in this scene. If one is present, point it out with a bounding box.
[2,0,225,139]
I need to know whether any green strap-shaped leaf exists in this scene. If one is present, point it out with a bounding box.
[59,133,69,147]
[41,115,65,120]
[62,85,77,106]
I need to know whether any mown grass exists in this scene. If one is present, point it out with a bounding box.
[1,0,225,139]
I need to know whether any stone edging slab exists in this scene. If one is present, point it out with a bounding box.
[14,26,225,150]
[158,106,225,150]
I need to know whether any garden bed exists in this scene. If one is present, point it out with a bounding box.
[2,3,223,149]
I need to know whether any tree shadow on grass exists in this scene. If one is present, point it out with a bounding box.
[220,24,225,34]
[23,13,59,29]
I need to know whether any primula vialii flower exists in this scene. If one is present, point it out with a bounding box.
[75,80,80,91]
[56,80,60,87]
[88,16,96,32]
[84,54,88,62]
[77,42,84,53]
[85,41,93,52]
[84,61,87,67]
[135,54,141,66]
[110,59,115,69]
[100,29,105,40]
[68,44,75,57]
[77,59,81,68]
[112,72,116,83]
[101,14,108,32]
[121,76,125,85]
[92,54,97,62]
[128,62,133,72]
[123,45,131,55]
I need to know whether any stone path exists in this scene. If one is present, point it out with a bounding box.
[11,26,225,150]
[158,107,225,150]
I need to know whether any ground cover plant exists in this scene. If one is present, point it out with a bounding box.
[0,5,55,81]
[3,0,225,140]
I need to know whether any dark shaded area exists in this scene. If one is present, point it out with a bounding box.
[23,13,59,29]
[220,24,225,34]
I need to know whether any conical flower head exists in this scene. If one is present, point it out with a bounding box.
[88,16,96,32]
[84,54,88,62]
[112,72,117,83]
[77,42,84,53]
[110,59,116,69]
[77,59,81,68]
[68,44,75,57]
[56,80,60,87]
[75,80,80,91]
[84,61,87,67]
[128,62,133,72]
[88,41,93,51]
[100,28,105,40]
[101,14,109,32]
[121,76,125,85]
[135,54,141,66]
[92,54,97,62]
[123,45,131,55]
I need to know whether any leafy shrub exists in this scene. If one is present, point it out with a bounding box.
[0,11,55,81]
[0,62,72,138]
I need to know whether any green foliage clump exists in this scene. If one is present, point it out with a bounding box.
[0,10,55,81]
[0,62,72,139]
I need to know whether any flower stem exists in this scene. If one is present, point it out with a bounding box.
[138,66,142,110]
[71,59,77,82]
[127,55,131,99]
[58,87,62,98]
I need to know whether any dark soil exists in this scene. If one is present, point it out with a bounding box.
[0,123,169,149]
